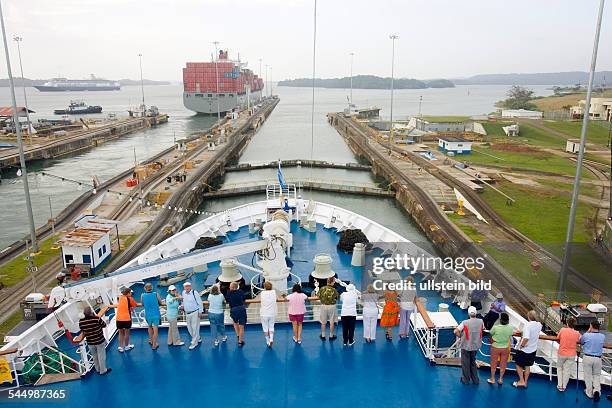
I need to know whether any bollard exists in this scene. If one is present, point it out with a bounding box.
[351,243,365,266]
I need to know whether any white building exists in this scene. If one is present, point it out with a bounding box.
[59,218,119,273]
[570,98,612,121]
[566,139,581,154]
[438,137,472,154]
[501,109,543,119]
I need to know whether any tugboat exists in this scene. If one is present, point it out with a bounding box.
[54,101,103,115]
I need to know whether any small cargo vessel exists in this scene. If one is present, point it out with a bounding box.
[54,101,103,115]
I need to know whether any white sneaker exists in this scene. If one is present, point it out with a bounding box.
[189,344,197,350]
[176,342,185,346]
[221,336,228,342]
[214,340,219,347]
[198,338,202,343]
[117,347,124,353]
[125,344,134,351]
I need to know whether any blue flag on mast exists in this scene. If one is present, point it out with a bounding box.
[277,161,287,189]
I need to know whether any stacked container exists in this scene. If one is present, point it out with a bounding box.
[183,52,264,94]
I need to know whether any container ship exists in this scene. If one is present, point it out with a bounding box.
[183,50,264,115]
[34,77,120,92]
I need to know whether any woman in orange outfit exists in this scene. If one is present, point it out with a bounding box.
[380,290,400,341]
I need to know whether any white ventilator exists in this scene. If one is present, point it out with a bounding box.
[351,243,365,266]
[311,254,335,279]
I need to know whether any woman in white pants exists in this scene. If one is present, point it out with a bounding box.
[361,284,379,343]
[259,281,280,348]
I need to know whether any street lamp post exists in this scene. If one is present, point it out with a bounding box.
[270,66,273,97]
[138,53,145,115]
[13,36,33,144]
[558,0,606,300]
[349,52,354,107]
[0,0,38,252]
[259,58,262,100]
[213,41,221,123]
[388,34,398,151]
[265,63,269,98]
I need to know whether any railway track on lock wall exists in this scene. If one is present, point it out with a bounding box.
[104,99,279,272]
[0,118,233,327]
[334,114,542,315]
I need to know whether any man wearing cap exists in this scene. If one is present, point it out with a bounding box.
[483,293,506,330]
[166,285,184,346]
[182,282,203,350]
[454,306,484,384]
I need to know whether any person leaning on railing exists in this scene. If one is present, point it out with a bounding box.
[487,312,514,385]
[580,320,605,401]
[318,277,339,341]
[227,282,248,347]
[74,306,111,376]
[259,281,284,348]
[207,285,228,347]
[551,317,580,393]
[165,285,185,347]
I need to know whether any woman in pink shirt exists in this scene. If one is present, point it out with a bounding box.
[287,283,308,344]
[554,317,581,392]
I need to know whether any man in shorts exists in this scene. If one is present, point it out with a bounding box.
[513,310,542,388]
[318,277,339,340]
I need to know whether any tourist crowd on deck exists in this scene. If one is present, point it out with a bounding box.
[76,277,607,403]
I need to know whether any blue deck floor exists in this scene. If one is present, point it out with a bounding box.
[3,223,607,406]
[4,323,601,408]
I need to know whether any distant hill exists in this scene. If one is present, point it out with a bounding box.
[0,77,170,87]
[278,75,454,89]
[454,71,612,86]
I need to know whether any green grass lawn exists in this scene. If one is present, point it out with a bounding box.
[0,235,61,288]
[483,245,588,302]
[447,213,485,242]
[542,121,612,146]
[0,311,23,338]
[480,181,610,293]
[468,147,586,178]
[517,123,570,147]
[536,178,602,199]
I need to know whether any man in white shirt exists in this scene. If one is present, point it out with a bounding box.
[513,310,542,388]
[181,282,203,350]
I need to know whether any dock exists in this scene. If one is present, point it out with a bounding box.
[201,179,393,198]
[0,116,166,170]
[224,159,371,172]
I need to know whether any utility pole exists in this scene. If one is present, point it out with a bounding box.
[349,52,354,107]
[388,34,398,152]
[213,41,221,123]
[13,36,33,144]
[558,0,605,300]
[0,0,38,252]
[138,53,145,115]
[270,66,273,97]
[48,196,55,235]
[265,63,269,98]
[418,95,423,117]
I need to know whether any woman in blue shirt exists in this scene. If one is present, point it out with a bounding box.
[207,285,227,346]
[140,283,164,350]
[165,285,184,346]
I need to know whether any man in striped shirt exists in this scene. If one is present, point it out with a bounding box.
[75,306,111,375]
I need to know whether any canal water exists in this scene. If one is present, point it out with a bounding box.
[0,84,553,249]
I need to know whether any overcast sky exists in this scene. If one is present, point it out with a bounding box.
[1,0,611,81]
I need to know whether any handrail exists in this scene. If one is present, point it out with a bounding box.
[416,300,435,329]
[0,347,17,356]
